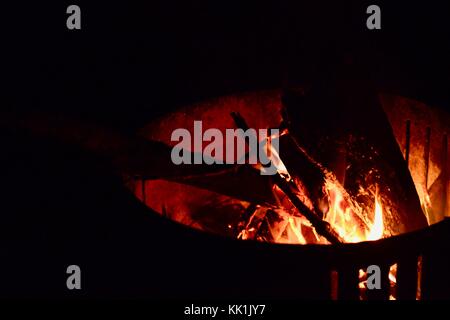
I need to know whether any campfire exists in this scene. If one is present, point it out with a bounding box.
[128,79,450,300]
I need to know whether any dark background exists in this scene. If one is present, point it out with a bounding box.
[1,0,450,300]
[4,1,450,129]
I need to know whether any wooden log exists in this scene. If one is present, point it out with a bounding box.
[427,134,449,223]
[167,164,278,207]
[442,134,448,216]
[231,111,344,244]
[272,173,343,244]
[281,74,428,235]
[277,134,330,218]
[424,127,431,189]
[405,119,411,166]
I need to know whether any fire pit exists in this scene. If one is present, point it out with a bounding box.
[125,77,450,300]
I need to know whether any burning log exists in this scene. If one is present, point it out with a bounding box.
[235,203,259,237]
[165,164,278,207]
[281,72,428,235]
[405,119,411,166]
[276,134,330,218]
[424,127,431,189]
[427,134,449,224]
[130,82,432,248]
[271,173,343,244]
[254,209,279,242]
[231,111,344,244]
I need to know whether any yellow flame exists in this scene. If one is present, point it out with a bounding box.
[288,217,307,244]
[323,180,367,243]
[367,198,384,241]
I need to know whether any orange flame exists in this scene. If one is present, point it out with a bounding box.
[323,180,384,243]
[261,131,387,245]
[367,198,384,241]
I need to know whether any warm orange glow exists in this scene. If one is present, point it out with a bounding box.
[254,127,390,245]
[287,217,307,244]
[421,189,432,223]
[367,198,384,241]
[389,264,398,300]
[323,180,366,243]
[322,180,385,243]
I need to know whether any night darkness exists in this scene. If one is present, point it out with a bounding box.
[2,0,450,310]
